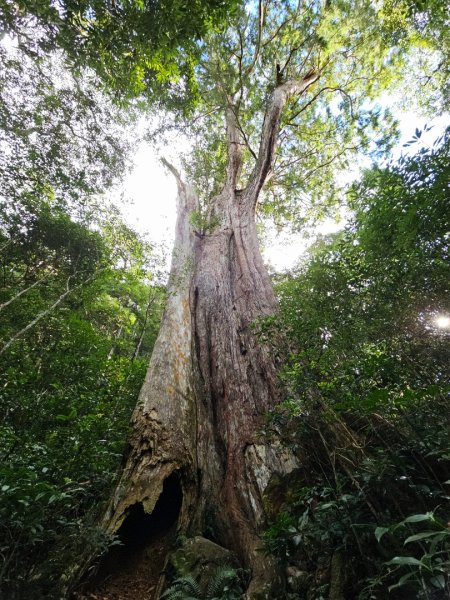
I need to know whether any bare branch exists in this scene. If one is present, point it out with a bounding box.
[302,145,358,180]
[231,106,258,160]
[190,106,222,126]
[161,157,184,191]
[273,144,359,186]
[132,288,158,361]
[0,270,102,356]
[261,12,294,48]
[281,86,354,131]
[244,69,320,205]
[0,274,51,312]
[279,45,300,79]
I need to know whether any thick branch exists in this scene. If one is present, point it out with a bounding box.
[161,157,183,190]
[225,104,243,189]
[244,70,319,205]
[161,157,199,218]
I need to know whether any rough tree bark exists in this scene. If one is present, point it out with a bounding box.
[98,71,319,599]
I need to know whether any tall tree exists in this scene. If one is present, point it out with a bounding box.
[85,2,442,598]
[378,0,450,112]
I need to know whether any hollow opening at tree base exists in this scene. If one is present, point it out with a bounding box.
[78,472,183,600]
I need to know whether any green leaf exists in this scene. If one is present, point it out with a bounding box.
[430,574,446,589]
[375,526,390,542]
[402,513,434,524]
[318,502,336,510]
[386,556,424,566]
[404,531,443,544]
[388,572,414,592]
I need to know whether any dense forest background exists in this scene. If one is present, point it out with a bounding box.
[0,0,449,599]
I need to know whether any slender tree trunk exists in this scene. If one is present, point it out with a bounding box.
[107,325,123,359]
[131,290,157,361]
[0,274,49,311]
[0,270,100,356]
[97,72,319,600]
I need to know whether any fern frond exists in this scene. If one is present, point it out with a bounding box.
[205,565,240,599]
[160,590,186,600]
[161,574,202,599]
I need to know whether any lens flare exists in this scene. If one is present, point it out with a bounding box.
[434,315,450,329]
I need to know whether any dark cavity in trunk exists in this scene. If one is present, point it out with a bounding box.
[83,473,183,596]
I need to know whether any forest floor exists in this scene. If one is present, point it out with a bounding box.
[75,528,174,600]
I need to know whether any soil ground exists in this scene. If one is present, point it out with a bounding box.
[76,529,174,600]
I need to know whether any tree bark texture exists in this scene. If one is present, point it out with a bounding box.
[100,73,319,599]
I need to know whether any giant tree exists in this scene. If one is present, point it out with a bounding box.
[85,1,430,598]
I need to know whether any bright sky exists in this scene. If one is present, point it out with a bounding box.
[2,32,447,272]
[120,111,449,272]
[1,27,448,273]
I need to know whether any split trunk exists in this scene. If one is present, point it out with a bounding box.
[94,74,319,599]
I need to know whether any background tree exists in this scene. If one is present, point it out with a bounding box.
[263,130,450,599]
[379,0,449,112]
[0,191,165,598]
[0,11,168,598]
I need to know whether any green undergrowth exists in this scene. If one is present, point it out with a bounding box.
[0,198,165,598]
[263,395,450,599]
[261,132,450,600]
[162,565,244,600]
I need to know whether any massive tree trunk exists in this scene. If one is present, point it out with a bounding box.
[97,73,319,599]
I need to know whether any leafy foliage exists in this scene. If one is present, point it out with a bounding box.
[378,512,450,594]
[0,191,165,597]
[0,0,238,107]
[185,0,401,210]
[0,37,135,217]
[379,0,450,112]
[262,131,450,599]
